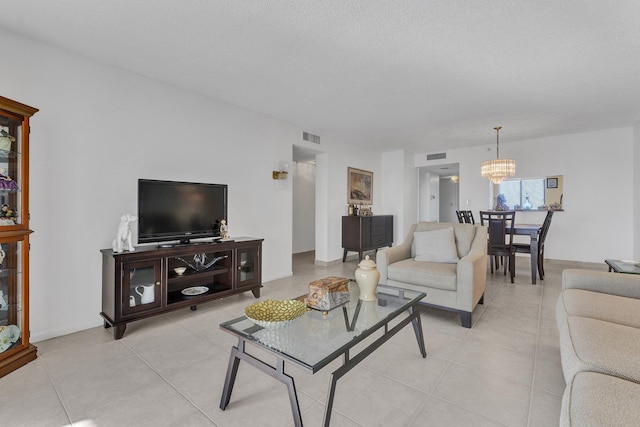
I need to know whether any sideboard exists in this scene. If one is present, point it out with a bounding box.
[341,215,393,262]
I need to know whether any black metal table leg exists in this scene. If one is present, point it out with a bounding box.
[220,338,303,427]
[409,305,427,358]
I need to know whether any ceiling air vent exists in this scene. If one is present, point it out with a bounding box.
[302,131,321,144]
[426,152,446,161]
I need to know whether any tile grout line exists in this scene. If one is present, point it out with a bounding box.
[119,338,220,426]
[40,358,75,426]
[526,276,546,427]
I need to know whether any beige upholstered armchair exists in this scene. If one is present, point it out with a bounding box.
[376,222,487,328]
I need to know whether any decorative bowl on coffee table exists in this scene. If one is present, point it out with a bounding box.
[245,299,306,329]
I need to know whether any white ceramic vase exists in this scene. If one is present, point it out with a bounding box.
[355,255,380,301]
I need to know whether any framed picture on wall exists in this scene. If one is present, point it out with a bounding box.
[348,167,373,204]
[546,177,558,188]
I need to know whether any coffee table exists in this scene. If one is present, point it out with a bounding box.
[605,259,640,274]
[219,283,426,426]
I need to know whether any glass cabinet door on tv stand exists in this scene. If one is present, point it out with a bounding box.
[0,96,38,378]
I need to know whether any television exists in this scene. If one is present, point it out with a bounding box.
[138,179,228,245]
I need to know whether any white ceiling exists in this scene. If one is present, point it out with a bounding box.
[1,1,640,153]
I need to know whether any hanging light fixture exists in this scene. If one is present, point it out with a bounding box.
[481,126,515,184]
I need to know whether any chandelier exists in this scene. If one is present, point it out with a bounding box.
[481,126,515,184]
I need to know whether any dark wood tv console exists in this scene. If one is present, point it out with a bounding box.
[100,237,263,339]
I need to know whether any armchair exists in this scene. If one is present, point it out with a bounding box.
[376,222,487,328]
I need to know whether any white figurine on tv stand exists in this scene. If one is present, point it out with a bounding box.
[112,214,137,253]
[220,219,231,241]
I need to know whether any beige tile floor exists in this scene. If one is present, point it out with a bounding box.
[0,252,606,426]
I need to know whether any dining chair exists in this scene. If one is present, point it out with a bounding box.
[456,210,475,224]
[461,210,475,224]
[480,210,516,283]
[514,210,554,280]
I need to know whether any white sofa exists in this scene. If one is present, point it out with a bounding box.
[376,222,487,327]
[556,269,640,426]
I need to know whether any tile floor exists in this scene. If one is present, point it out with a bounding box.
[0,252,606,426]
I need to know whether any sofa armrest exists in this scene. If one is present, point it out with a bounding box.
[562,269,640,299]
[376,244,411,284]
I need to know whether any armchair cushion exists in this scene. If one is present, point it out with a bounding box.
[388,259,457,291]
[413,227,459,263]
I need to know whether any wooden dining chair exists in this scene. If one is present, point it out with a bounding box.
[514,210,554,280]
[480,210,516,283]
[462,210,475,224]
[456,210,475,224]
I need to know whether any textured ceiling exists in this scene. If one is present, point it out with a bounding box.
[1,1,639,153]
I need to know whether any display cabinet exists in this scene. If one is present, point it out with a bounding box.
[0,96,38,377]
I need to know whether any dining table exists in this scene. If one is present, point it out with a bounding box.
[513,223,543,284]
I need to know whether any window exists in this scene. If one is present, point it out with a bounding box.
[498,178,545,209]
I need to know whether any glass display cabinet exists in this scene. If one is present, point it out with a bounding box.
[0,96,38,378]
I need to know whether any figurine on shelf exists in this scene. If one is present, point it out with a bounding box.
[0,129,15,152]
[0,204,18,224]
[0,290,6,310]
[0,169,19,192]
[112,214,137,253]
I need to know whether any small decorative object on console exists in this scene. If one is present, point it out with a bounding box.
[220,219,234,241]
[176,253,228,271]
[112,213,137,253]
[494,193,509,211]
[245,299,306,329]
[307,276,350,313]
[355,255,380,301]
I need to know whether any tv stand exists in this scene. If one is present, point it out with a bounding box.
[100,237,263,339]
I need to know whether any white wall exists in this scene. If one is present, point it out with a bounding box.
[292,161,315,253]
[0,29,381,341]
[417,127,635,263]
[439,178,458,223]
[635,121,640,260]
[314,141,382,263]
[418,170,440,222]
[378,150,419,246]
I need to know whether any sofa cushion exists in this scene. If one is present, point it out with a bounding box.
[413,227,459,263]
[387,259,457,291]
[560,371,640,427]
[558,288,640,329]
[560,316,640,384]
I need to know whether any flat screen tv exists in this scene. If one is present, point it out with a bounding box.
[138,179,228,244]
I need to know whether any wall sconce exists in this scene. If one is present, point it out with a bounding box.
[272,162,289,186]
[272,170,288,180]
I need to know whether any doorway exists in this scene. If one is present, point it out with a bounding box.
[418,163,459,223]
[292,145,320,254]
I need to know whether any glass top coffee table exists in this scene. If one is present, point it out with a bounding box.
[605,259,640,274]
[219,283,427,426]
